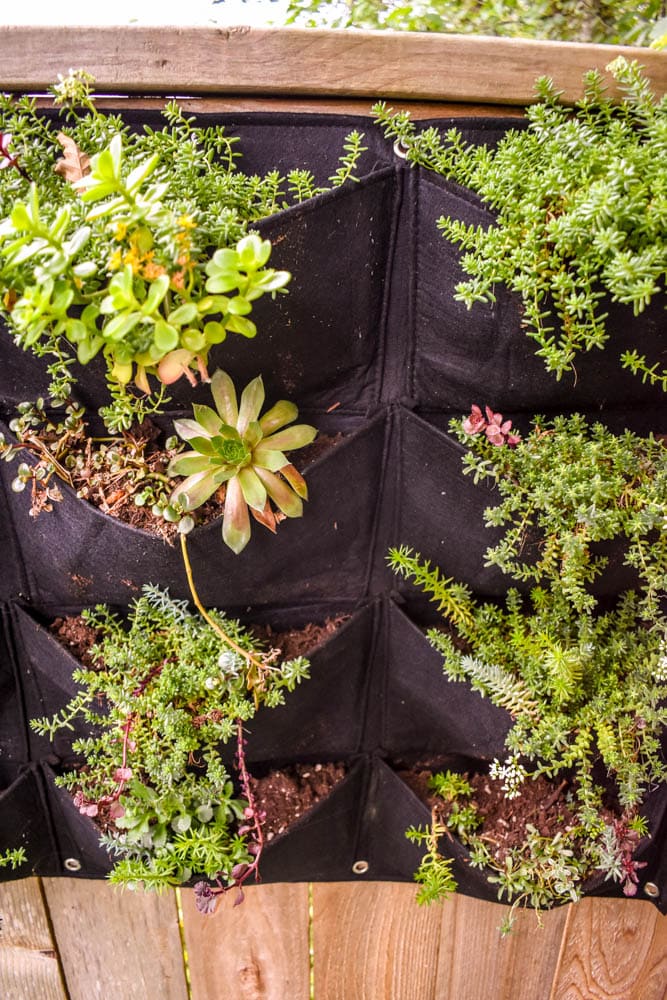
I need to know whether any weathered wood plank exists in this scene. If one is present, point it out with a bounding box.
[181,882,310,1000]
[550,898,667,1000]
[0,27,665,105]
[311,882,442,999]
[436,894,568,1000]
[36,95,527,119]
[0,877,66,1000]
[42,877,188,1000]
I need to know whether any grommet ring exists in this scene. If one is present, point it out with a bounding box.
[64,857,82,872]
[644,881,660,899]
[393,139,409,160]
[352,860,369,875]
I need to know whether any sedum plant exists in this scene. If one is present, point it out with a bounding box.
[389,407,667,917]
[30,585,310,899]
[168,369,317,553]
[375,57,667,388]
[0,70,366,430]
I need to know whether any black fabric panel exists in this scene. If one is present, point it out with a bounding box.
[243,604,376,765]
[0,605,28,767]
[380,600,511,762]
[0,765,58,879]
[11,604,92,765]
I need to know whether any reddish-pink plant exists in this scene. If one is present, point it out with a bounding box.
[462,404,520,447]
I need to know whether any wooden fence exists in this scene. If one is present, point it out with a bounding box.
[1,879,667,999]
[1,25,667,1000]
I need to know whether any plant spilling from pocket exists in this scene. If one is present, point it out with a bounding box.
[0,69,366,431]
[30,585,310,907]
[375,57,667,389]
[390,407,667,924]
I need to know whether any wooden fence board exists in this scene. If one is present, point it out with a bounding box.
[181,882,310,1000]
[435,894,568,1000]
[42,878,188,1000]
[0,27,665,105]
[550,898,667,1000]
[311,882,442,1000]
[0,878,66,1000]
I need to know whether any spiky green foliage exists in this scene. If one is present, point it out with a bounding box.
[390,410,667,913]
[168,369,317,553]
[0,75,365,429]
[375,58,667,387]
[30,585,310,891]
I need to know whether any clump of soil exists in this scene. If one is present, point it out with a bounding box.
[399,766,593,865]
[251,615,349,659]
[250,761,347,840]
[298,432,344,468]
[50,615,102,668]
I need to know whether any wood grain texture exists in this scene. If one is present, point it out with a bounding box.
[436,894,569,1000]
[181,882,310,1000]
[35,95,528,119]
[42,877,188,1000]
[0,27,665,105]
[0,878,66,1000]
[550,898,667,1000]
[311,882,442,999]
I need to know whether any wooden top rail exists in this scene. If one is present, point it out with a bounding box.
[0,26,665,106]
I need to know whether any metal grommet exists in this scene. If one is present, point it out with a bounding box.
[393,139,409,160]
[352,860,369,875]
[64,857,82,872]
[644,881,660,899]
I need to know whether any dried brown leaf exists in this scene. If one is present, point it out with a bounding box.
[54,132,91,185]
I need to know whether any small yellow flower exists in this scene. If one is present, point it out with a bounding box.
[177,214,196,230]
[113,221,128,242]
[108,248,122,271]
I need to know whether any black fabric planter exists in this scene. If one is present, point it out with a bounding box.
[1,111,665,904]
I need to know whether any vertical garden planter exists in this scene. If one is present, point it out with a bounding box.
[0,31,666,928]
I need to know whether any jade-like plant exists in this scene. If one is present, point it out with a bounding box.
[375,57,667,389]
[0,70,366,430]
[390,407,667,919]
[169,369,317,553]
[30,585,310,900]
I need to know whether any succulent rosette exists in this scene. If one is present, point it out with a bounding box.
[168,369,317,553]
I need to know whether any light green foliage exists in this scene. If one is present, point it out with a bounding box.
[169,369,317,553]
[389,413,667,912]
[406,822,457,904]
[375,58,667,387]
[30,585,310,891]
[0,847,27,869]
[284,0,663,45]
[0,83,365,430]
[451,413,667,619]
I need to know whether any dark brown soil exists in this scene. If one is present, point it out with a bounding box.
[250,761,347,840]
[400,766,596,865]
[251,615,349,659]
[50,615,102,668]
